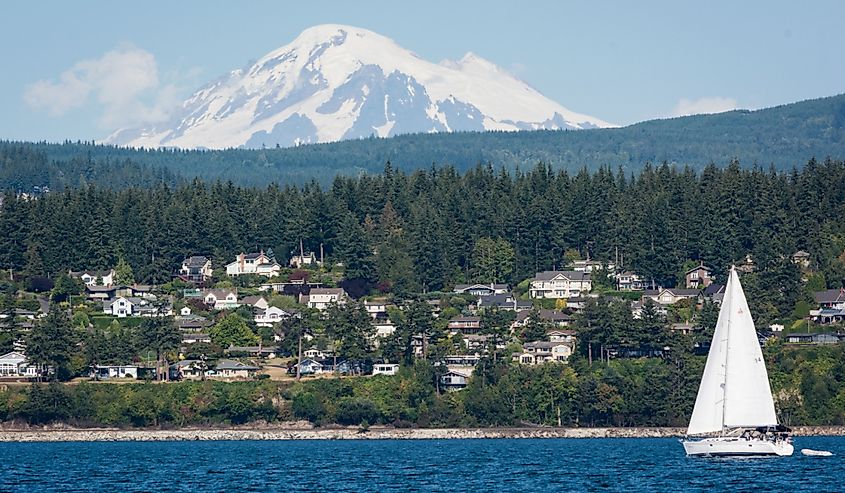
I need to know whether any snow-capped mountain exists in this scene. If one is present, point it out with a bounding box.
[106,24,613,149]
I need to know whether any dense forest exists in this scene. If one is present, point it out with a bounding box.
[1,159,844,310]
[3,93,845,187]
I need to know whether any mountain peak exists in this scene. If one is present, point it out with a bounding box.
[106,25,612,149]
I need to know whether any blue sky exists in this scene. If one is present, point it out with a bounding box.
[3,0,844,142]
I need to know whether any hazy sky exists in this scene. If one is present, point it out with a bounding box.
[3,0,844,142]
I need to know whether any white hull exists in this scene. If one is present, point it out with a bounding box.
[683,437,793,457]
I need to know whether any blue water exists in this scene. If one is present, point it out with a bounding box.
[0,437,843,492]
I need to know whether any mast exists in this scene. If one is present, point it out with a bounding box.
[720,267,733,434]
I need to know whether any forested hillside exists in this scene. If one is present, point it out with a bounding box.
[2,159,843,312]
[3,94,844,187]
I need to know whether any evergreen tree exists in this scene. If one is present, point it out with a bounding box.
[26,306,78,381]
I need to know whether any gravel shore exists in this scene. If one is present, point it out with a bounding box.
[1,425,843,442]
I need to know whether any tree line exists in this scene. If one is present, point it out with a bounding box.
[1,158,843,300]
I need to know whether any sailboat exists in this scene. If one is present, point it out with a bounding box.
[682,267,793,457]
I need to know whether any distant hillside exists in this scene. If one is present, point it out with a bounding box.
[4,94,845,187]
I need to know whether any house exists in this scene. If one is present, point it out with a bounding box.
[289,251,320,268]
[513,341,573,365]
[254,306,295,327]
[643,288,701,306]
[203,289,240,310]
[372,363,400,376]
[448,316,482,335]
[685,263,713,289]
[170,360,207,380]
[528,271,592,299]
[791,250,811,268]
[225,251,281,277]
[615,271,647,291]
[0,351,40,379]
[462,334,492,352]
[735,254,756,274]
[85,285,118,302]
[670,323,700,335]
[784,333,842,345]
[180,306,192,317]
[182,333,211,345]
[210,360,260,379]
[810,308,845,325]
[374,321,397,338]
[103,297,171,318]
[178,316,212,332]
[301,288,347,311]
[364,300,389,319]
[814,289,845,310]
[288,358,326,376]
[631,300,668,319]
[69,269,115,287]
[241,296,269,310]
[453,283,510,296]
[443,354,481,367]
[572,260,615,273]
[547,329,577,344]
[513,310,573,329]
[89,365,138,380]
[178,256,213,284]
[703,284,726,304]
[440,369,471,391]
[477,293,532,311]
[303,348,329,360]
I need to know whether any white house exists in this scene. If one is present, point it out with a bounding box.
[514,341,573,365]
[643,288,701,306]
[209,360,260,379]
[440,369,471,391]
[90,365,138,380]
[254,306,295,327]
[69,269,115,287]
[372,363,400,376]
[374,321,397,338]
[0,352,40,378]
[225,251,281,277]
[178,256,213,284]
[615,271,647,291]
[289,251,320,268]
[364,300,388,319]
[528,271,592,299]
[203,289,240,310]
[571,260,615,273]
[103,297,171,318]
[301,288,347,311]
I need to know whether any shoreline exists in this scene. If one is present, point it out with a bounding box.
[1,425,844,442]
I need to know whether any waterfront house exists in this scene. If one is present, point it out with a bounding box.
[211,360,259,379]
[0,351,40,379]
[372,363,400,376]
[288,359,326,376]
[89,365,138,380]
[170,360,206,380]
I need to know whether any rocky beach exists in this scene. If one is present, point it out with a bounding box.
[2,425,843,442]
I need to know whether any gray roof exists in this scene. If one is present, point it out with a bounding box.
[309,288,345,295]
[663,288,701,296]
[524,341,571,350]
[203,289,237,299]
[240,295,266,306]
[815,289,845,304]
[454,283,509,291]
[533,271,590,282]
[184,256,210,267]
[215,359,259,371]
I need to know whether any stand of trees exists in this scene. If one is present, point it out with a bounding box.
[1,159,843,297]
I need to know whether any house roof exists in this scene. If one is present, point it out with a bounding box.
[454,283,509,291]
[449,315,481,323]
[203,289,237,300]
[533,271,591,282]
[792,250,810,258]
[703,283,725,296]
[183,256,210,267]
[240,295,266,306]
[477,294,531,309]
[661,288,701,297]
[685,263,711,274]
[0,351,27,363]
[70,269,114,278]
[524,341,570,350]
[214,359,259,371]
[309,288,345,296]
[815,289,845,304]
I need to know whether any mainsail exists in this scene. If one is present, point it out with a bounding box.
[686,268,778,435]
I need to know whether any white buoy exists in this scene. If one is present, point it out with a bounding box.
[801,449,833,457]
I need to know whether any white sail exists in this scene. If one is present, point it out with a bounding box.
[722,268,778,428]
[687,267,778,436]
[687,274,731,435]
